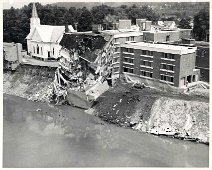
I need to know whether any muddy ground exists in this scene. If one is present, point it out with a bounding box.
[92,81,209,143]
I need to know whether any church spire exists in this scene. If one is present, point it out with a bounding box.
[30,3,40,30]
[32,3,38,18]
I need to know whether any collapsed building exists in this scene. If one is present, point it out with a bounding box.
[52,32,115,108]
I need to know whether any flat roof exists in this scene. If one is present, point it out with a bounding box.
[113,31,143,38]
[119,19,131,21]
[143,30,179,34]
[102,29,143,38]
[121,42,197,55]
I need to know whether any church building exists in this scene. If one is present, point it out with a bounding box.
[26,3,75,61]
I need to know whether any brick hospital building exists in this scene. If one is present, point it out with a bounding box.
[119,42,200,87]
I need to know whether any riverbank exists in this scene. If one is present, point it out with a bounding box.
[3,94,209,167]
[3,65,55,102]
[3,68,209,144]
[92,81,209,144]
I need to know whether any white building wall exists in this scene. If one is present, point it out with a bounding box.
[27,40,32,54]
[28,40,62,59]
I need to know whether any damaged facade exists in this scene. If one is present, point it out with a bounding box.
[53,32,114,108]
[54,28,145,108]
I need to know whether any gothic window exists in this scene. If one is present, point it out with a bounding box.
[166,35,170,42]
[53,48,54,55]
[37,45,39,54]
[48,51,50,58]
[33,46,35,53]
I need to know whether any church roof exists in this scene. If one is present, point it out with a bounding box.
[26,25,75,43]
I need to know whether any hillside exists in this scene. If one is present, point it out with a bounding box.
[54,1,209,17]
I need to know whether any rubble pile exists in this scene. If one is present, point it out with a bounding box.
[28,83,55,103]
[52,32,115,106]
[53,53,91,104]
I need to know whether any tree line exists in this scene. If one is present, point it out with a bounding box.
[3,3,209,49]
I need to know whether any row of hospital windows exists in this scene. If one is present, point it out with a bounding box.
[33,45,55,57]
[124,57,175,71]
[160,74,174,82]
[123,67,174,82]
[141,62,174,71]
[122,48,175,59]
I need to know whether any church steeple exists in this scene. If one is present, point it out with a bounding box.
[30,3,40,30]
[32,3,38,18]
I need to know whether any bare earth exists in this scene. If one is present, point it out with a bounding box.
[93,81,209,143]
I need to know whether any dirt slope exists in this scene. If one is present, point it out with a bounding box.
[3,65,56,101]
[92,82,209,143]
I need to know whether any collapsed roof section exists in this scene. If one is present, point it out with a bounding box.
[59,32,112,63]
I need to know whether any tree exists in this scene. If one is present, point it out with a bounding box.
[66,7,77,25]
[91,5,114,24]
[3,7,19,43]
[126,4,159,24]
[113,6,128,20]
[77,7,93,32]
[125,4,139,24]
[178,18,191,29]
[193,8,209,41]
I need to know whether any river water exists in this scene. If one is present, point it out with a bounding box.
[3,94,209,167]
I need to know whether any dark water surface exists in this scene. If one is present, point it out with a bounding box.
[3,94,209,167]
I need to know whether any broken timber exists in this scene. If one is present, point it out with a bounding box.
[52,32,114,109]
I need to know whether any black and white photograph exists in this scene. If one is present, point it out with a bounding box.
[2,0,210,168]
